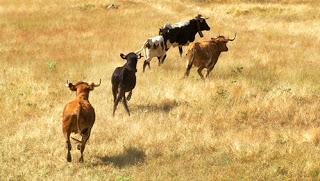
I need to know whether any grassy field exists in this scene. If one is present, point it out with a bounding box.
[1,0,320,180]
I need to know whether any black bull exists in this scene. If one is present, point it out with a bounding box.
[159,15,211,57]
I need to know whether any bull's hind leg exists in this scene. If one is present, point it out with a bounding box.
[184,61,193,77]
[122,93,131,116]
[206,67,215,78]
[64,131,72,162]
[112,84,118,103]
[79,128,91,163]
[205,69,211,78]
[127,91,132,101]
[197,66,205,80]
[143,58,151,72]
[113,89,124,116]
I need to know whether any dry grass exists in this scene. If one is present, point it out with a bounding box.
[1,0,320,180]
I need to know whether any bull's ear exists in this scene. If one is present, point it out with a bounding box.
[137,53,143,59]
[88,85,95,91]
[120,53,126,59]
[67,83,76,91]
[88,79,101,90]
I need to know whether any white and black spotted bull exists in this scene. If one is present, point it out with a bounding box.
[136,35,170,72]
[159,14,211,57]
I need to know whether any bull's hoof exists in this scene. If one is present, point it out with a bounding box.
[79,157,84,163]
[126,94,132,101]
[143,61,150,72]
[67,154,72,162]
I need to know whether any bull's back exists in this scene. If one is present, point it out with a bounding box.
[62,100,81,133]
[186,42,213,67]
[145,36,166,57]
[63,100,80,118]
[121,69,136,92]
[62,100,95,133]
[79,101,95,128]
[111,67,123,86]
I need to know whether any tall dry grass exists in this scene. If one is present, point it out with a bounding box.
[0,0,320,180]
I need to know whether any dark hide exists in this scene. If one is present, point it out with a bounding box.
[159,15,211,56]
[111,52,142,116]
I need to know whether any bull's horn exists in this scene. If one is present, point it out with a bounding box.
[66,80,71,87]
[228,33,237,41]
[135,50,141,54]
[137,53,143,59]
[91,79,101,87]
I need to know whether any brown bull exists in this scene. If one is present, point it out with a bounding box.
[184,34,236,80]
[62,79,101,162]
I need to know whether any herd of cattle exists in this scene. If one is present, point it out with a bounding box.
[62,14,236,162]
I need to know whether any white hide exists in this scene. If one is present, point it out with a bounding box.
[137,35,171,63]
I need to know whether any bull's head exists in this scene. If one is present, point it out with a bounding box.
[66,79,101,99]
[213,33,236,52]
[120,52,143,72]
[120,52,143,60]
[195,14,210,37]
[159,26,170,37]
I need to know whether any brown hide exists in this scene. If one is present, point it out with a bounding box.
[62,80,100,162]
[184,35,235,79]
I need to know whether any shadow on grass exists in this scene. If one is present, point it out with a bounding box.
[132,99,184,113]
[97,147,146,168]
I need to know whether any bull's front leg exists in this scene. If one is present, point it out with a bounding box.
[206,59,218,78]
[143,58,151,72]
[79,129,91,163]
[157,56,161,66]
[184,61,193,77]
[197,66,205,80]
[178,46,183,57]
[160,54,167,65]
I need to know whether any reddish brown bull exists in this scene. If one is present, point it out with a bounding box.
[62,79,101,162]
[184,34,236,80]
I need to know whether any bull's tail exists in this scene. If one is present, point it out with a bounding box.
[135,40,148,55]
[186,46,196,64]
[76,107,81,134]
[71,137,82,143]
[71,107,82,143]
